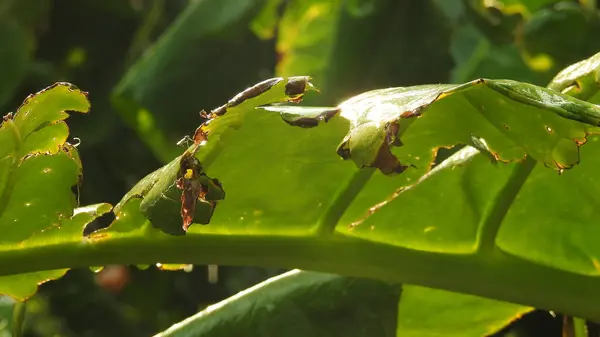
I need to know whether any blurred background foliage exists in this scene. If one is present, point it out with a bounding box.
[1,0,600,336]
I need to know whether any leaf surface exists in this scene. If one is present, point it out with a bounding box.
[0,84,109,300]
[154,270,400,337]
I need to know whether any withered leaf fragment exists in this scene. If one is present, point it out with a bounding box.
[176,152,224,231]
[113,147,224,236]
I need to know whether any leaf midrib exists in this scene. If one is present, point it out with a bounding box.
[0,232,599,320]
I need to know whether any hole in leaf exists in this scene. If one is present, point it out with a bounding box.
[83,211,116,236]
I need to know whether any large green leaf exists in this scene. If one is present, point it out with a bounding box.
[5,55,600,326]
[79,68,600,321]
[0,83,110,300]
[154,270,400,337]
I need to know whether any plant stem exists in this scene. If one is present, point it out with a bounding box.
[0,233,600,321]
[476,155,537,255]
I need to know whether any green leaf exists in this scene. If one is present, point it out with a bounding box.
[275,0,343,80]
[549,51,600,101]
[154,270,530,337]
[0,203,112,301]
[275,0,453,104]
[113,0,273,163]
[154,270,400,337]
[449,23,545,84]
[106,76,316,236]
[0,83,109,300]
[334,79,600,176]
[522,2,600,72]
[7,54,600,323]
[0,20,29,109]
[396,286,532,337]
[0,295,24,337]
[250,0,284,39]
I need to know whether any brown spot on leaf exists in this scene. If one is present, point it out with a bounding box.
[386,122,402,147]
[336,136,351,160]
[192,125,208,144]
[373,142,410,175]
[177,176,203,231]
[176,153,203,231]
[285,77,308,96]
[175,152,225,231]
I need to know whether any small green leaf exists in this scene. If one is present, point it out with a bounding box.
[0,83,104,301]
[12,83,89,140]
[112,151,224,236]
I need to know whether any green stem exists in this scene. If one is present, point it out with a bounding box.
[315,168,374,236]
[476,156,537,254]
[1,234,600,321]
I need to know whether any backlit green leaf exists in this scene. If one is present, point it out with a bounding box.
[0,84,108,300]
